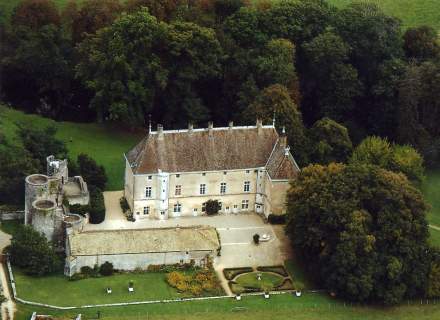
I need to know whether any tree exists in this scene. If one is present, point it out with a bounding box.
[71,0,123,43]
[309,117,352,164]
[11,0,60,29]
[0,142,39,205]
[125,0,186,21]
[245,84,308,164]
[77,154,107,190]
[205,199,220,215]
[403,26,439,61]
[1,24,75,117]
[213,0,246,23]
[286,163,430,304]
[9,225,61,276]
[302,31,361,121]
[350,136,425,185]
[428,248,440,298]
[18,126,68,171]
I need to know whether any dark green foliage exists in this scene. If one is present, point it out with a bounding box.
[17,126,67,171]
[68,204,89,216]
[286,163,430,304]
[223,267,253,280]
[428,248,440,298]
[253,233,260,244]
[100,261,114,276]
[77,153,107,190]
[11,0,60,29]
[205,199,220,216]
[267,214,286,225]
[403,26,439,61]
[119,197,130,213]
[256,266,289,277]
[350,136,425,185]
[88,187,105,224]
[309,118,353,165]
[9,225,61,276]
[0,142,39,205]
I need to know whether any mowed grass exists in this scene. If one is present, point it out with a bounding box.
[13,269,181,307]
[0,105,143,191]
[14,293,440,320]
[423,169,440,226]
[328,0,440,31]
[235,271,284,289]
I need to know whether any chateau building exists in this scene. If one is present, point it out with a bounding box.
[124,120,300,221]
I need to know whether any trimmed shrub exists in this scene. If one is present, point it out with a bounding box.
[205,199,220,215]
[256,266,289,277]
[80,266,93,275]
[100,261,114,276]
[88,187,105,224]
[223,267,253,280]
[267,214,286,224]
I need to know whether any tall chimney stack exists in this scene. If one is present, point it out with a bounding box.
[279,126,287,147]
[256,119,263,134]
[157,124,164,140]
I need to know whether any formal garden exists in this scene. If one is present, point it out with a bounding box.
[12,263,224,307]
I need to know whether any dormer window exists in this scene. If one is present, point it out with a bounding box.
[202,172,206,176]
[148,175,152,180]
[176,174,180,178]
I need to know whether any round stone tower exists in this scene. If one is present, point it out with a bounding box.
[25,174,50,225]
[31,199,64,242]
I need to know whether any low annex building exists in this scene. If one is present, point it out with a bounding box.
[124,120,300,220]
[64,226,220,276]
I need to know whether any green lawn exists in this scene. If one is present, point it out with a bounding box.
[14,269,182,307]
[328,0,440,31]
[0,105,143,191]
[235,271,284,290]
[14,293,440,320]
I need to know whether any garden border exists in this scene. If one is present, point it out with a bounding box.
[6,259,298,310]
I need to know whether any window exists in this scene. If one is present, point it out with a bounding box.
[175,185,181,196]
[223,171,227,175]
[143,207,150,215]
[202,202,206,212]
[145,186,152,198]
[173,203,182,213]
[220,182,226,194]
[202,172,206,176]
[200,184,206,195]
[233,204,238,209]
[244,181,250,192]
[148,175,152,180]
[176,174,180,178]
[218,201,222,210]
[242,200,249,210]
[160,211,165,215]
[246,170,250,174]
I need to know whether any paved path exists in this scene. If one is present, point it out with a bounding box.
[429,224,440,231]
[0,228,14,320]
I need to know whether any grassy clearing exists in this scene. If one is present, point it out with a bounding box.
[13,269,182,307]
[14,293,440,320]
[328,0,440,31]
[0,105,143,191]
[423,169,440,226]
[235,271,284,289]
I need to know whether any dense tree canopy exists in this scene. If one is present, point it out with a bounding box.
[350,136,424,185]
[308,117,352,165]
[9,225,61,275]
[286,163,430,304]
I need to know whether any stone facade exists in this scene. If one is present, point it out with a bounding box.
[24,156,89,243]
[124,122,300,221]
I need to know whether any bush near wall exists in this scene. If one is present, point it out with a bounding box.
[166,270,223,296]
[267,214,286,224]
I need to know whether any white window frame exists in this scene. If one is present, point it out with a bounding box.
[175,185,181,196]
[220,182,226,194]
[145,186,152,198]
[173,203,182,213]
[244,181,250,192]
[200,184,206,195]
[242,200,249,210]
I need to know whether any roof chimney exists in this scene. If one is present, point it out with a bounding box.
[285,145,290,156]
[157,124,164,140]
[208,121,213,136]
[228,121,234,129]
[279,126,287,147]
[256,119,263,134]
